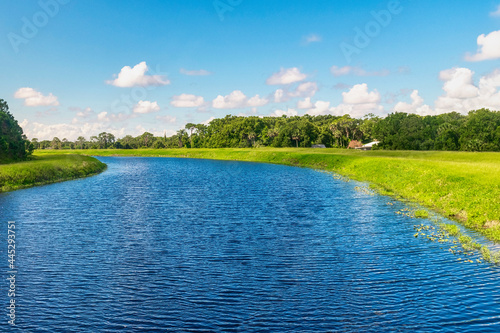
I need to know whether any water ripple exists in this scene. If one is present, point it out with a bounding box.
[1,157,500,332]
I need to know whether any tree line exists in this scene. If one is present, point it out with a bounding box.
[29,108,500,152]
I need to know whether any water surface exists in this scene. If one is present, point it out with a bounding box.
[1,157,499,332]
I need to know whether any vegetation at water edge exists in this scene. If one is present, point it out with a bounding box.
[0,154,106,192]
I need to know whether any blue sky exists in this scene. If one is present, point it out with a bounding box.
[1,0,500,140]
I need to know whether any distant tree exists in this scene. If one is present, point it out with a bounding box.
[51,137,62,149]
[185,123,196,148]
[76,136,86,149]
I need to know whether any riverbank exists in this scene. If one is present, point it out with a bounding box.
[36,148,500,242]
[0,154,106,193]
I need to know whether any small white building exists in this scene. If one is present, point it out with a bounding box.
[355,141,380,151]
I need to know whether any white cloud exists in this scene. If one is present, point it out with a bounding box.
[14,87,59,106]
[270,108,298,117]
[439,68,479,99]
[156,115,177,123]
[273,82,318,103]
[330,65,390,77]
[297,97,314,109]
[274,89,285,103]
[202,116,216,125]
[288,82,318,98]
[305,84,384,118]
[306,101,334,116]
[342,84,381,104]
[266,67,307,85]
[97,111,108,121]
[171,94,205,108]
[491,5,500,17]
[303,34,322,44]
[106,61,170,87]
[180,68,212,76]
[24,122,127,141]
[212,90,248,109]
[133,100,161,114]
[247,95,269,107]
[394,90,434,115]
[212,90,268,109]
[465,30,500,62]
[75,107,95,118]
[435,67,500,113]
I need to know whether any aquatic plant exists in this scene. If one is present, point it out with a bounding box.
[414,210,429,219]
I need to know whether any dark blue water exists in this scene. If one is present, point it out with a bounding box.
[1,157,500,332]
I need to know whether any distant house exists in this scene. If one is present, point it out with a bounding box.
[311,144,326,148]
[355,141,380,151]
[348,140,363,149]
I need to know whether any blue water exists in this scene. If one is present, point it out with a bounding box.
[1,157,500,332]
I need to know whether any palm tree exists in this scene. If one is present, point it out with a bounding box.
[247,132,256,146]
[76,136,86,149]
[291,130,301,148]
[185,123,196,148]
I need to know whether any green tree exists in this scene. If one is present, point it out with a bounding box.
[0,99,31,162]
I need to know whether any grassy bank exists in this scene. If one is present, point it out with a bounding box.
[0,154,106,193]
[36,148,500,242]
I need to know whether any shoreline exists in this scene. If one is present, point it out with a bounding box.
[0,154,107,193]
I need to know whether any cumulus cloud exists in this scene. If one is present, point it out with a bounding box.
[23,121,127,141]
[180,68,212,76]
[342,83,381,104]
[330,65,390,77]
[14,87,59,106]
[435,67,500,113]
[106,62,170,87]
[273,82,318,103]
[266,67,307,85]
[274,89,285,103]
[171,94,205,108]
[393,90,434,115]
[439,68,479,99]
[270,108,298,117]
[212,90,268,109]
[247,95,269,107]
[75,107,95,118]
[133,100,161,114]
[297,97,314,109]
[465,30,500,62]
[305,84,383,118]
[306,101,335,116]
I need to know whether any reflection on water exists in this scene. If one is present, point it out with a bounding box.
[1,157,499,332]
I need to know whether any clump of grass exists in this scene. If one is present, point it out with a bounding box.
[440,224,460,237]
[414,210,429,218]
[458,235,482,251]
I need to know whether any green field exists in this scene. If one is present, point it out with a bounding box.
[35,148,500,242]
[0,154,106,193]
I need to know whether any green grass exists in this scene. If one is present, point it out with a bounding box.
[0,154,106,192]
[36,148,500,242]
